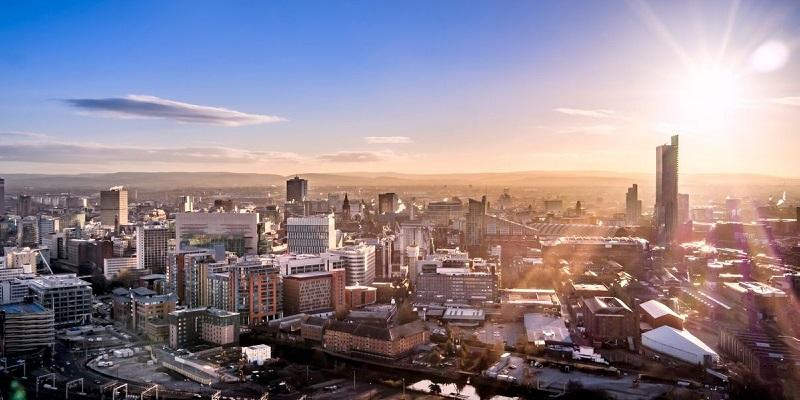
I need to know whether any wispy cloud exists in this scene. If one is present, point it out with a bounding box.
[550,124,619,135]
[0,142,302,164]
[317,150,394,163]
[63,95,286,126]
[759,96,800,107]
[0,131,53,140]
[553,108,618,118]
[363,136,413,144]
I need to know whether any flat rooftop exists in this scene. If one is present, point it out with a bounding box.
[0,302,49,314]
[27,274,91,289]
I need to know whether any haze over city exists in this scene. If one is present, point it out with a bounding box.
[2,2,800,400]
[1,1,799,176]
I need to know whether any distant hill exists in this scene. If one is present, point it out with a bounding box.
[1,171,798,192]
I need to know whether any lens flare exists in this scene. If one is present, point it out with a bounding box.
[749,40,790,72]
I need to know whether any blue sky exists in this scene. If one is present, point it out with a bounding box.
[1,1,799,175]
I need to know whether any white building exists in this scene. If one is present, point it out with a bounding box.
[104,257,140,281]
[327,243,376,285]
[286,214,337,255]
[641,325,719,365]
[273,253,342,276]
[37,216,60,245]
[242,344,271,365]
[136,225,170,272]
[4,247,38,274]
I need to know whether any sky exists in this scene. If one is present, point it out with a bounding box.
[1,0,799,176]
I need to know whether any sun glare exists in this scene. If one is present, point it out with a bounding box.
[674,64,743,133]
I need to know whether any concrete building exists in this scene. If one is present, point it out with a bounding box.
[103,257,140,280]
[274,253,341,275]
[655,135,679,246]
[286,176,308,203]
[287,214,337,254]
[327,243,375,285]
[378,192,399,214]
[38,216,59,245]
[136,225,170,273]
[27,274,92,327]
[426,198,463,227]
[168,307,240,349]
[414,264,498,305]
[17,216,39,247]
[0,301,55,356]
[625,184,642,226]
[465,196,488,252]
[0,177,4,215]
[242,344,271,365]
[100,187,128,227]
[178,196,194,212]
[282,269,345,315]
[113,287,178,342]
[175,212,259,256]
[17,195,34,217]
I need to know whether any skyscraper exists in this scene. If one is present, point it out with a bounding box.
[286,176,308,203]
[0,177,5,215]
[17,195,33,217]
[100,187,128,227]
[678,193,690,224]
[655,135,679,246]
[625,184,642,226]
[465,196,488,251]
[286,214,336,254]
[136,225,170,273]
[378,192,399,214]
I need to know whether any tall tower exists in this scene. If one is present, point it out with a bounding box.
[286,176,308,203]
[100,187,128,227]
[342,193,351,220]
[625,184,642,226]
[655,135,679,246]
[0,176,5,215]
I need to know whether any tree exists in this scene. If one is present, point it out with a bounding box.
[397,301,418,324]
[428,383,442,395]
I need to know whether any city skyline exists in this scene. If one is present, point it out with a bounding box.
[2,1,800,176]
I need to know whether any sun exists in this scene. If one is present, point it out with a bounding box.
[673,64,743,133]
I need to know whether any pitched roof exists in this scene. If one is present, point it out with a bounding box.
[639,299,683,320]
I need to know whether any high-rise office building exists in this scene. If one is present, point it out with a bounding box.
[175,212,259,256]
[136,225,170,273]
[625,184,642,226]
[655,135,679,246]
[465,196,488,250]
[17,195,33,217]
[0,177,5,215]
[327,243,376,285]
[38,216,59,245]
[26,274,92,327]
[378,192,399,214]
[286,214,337,254]
[100,187,128,227]
[286,176,308,203]
[178,195,194,212]
[678,193,690,224]
[725,197,742,222]
[17,216,40,247]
